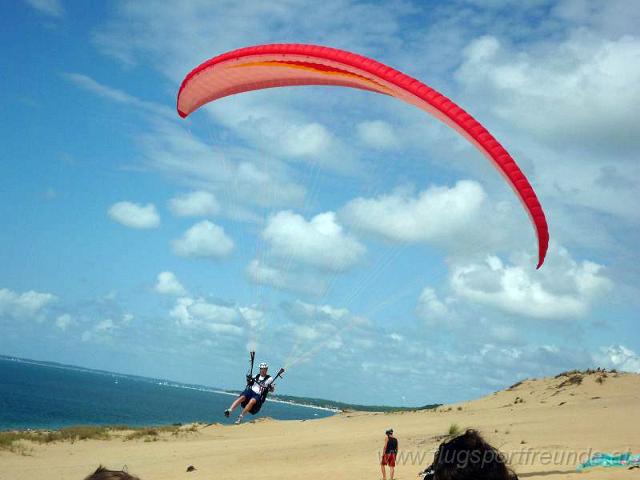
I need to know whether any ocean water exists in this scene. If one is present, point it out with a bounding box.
[0,358,334,430]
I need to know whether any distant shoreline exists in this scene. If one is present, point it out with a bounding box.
[0,355,434,415]
[153,382,343,413]
[0,355,338,421]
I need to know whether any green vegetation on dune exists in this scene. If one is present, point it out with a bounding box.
[0,424,199,454]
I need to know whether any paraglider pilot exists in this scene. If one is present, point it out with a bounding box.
[224,362,275,424]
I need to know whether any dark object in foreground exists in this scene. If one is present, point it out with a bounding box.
[84,466,140,480]
[186,465,196,472]
[420,430,518,480]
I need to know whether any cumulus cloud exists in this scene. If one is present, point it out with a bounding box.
[450,28,640,226]
[0,288,57,320]
[456,33,640,151]
[476,343,594,377]
[172,220,234,258]
[79,311,136,342]
[202,97,363,175]
[263,211,365,272]
[551,0,640,37]
[389,333,404,342]
[289,301,352,324]
[416,287,458,326]
[341,181,486,243]
[595,345,640,373]
[170,297,247,336]
[356,120,400,149]
[282,300,366,355]
[239,306,266,331]
[450,247,613,319]
[81,319,117,342]
[55,314,73,330]
[108,201,160,229]
[25,0,64,18]
[139,120,307,211]
[168,190,220,217]
[240,306,268,351]
[154,271,187,296]
[246,259,327,296]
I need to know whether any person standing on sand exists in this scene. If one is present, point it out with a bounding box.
[381,428,398,480]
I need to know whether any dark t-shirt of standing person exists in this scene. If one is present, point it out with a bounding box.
[385,436,398,454]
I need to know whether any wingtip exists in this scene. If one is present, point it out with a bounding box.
[536,251,546,269]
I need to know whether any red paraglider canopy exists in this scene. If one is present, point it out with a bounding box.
[177,43,548,268]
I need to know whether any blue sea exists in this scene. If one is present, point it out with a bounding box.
[0,357,334,430]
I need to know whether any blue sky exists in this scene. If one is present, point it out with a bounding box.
[1,0,639,406]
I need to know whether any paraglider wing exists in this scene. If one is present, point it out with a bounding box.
[177,44,549,268]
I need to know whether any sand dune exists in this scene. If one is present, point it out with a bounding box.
[2,370,639,480]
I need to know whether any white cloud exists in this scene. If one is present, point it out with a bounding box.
[65,77,308,214]
[55,314,73,330]
[79,312,135,342]
[246,259,327,296]
[170,297,245,336]
[93,0,410,80]
[25,0,64,18]
[207,100,361,174]
[238,306,266,331]
[283,300,363,354]
[154,271,187,296]
[108,201,160,229]
[291,301,352,323]
[91,0,421,176]
[341,181,486,243]
[170,298,237,325]
[356,120,400,149]
[551,0,640,43]
[172,220,234,258]
[139,120,307,211]
[64,73,174,120]
[389,333,404,342]
[0,288,57,320]
[95,319,116,332]
[450,247,613,319]
[451,30,640,226]
[595,345,640,373]
[168,190,220,217]
[456,33,640,152]
[416,287,458,327]
[81,319,117,342]
[263,211,365,272]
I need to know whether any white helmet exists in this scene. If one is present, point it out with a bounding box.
[259,362,268,369]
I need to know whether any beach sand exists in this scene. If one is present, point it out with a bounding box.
[2,371,638,480]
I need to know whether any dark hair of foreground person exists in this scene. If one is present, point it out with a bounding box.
[83,465,140,480]
[423,429,518,480]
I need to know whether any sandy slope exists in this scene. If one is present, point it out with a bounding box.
[2,371,639,480]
